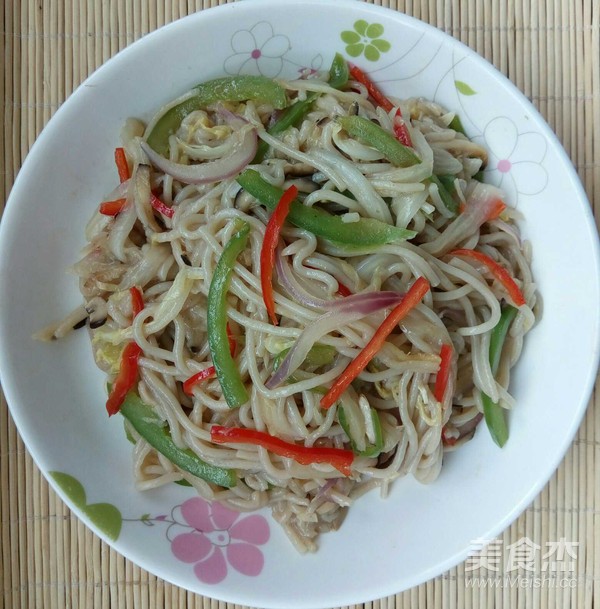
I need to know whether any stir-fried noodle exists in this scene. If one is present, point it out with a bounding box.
[38,62,537,552]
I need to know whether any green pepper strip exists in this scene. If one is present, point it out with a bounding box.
[338,406,384,457]
[448,114,466,135]
[237,169,416,246]
[208,222,250,408]
[429,174,459,215]
[482,305,518,447]
[328,53,349,90]
[272,344,336,389]
[146,75,288,156]
[273,344,336,372]
[120,391,236,487]
[254,93,318,164]
[337,115,421,168]
[254,54,349,163]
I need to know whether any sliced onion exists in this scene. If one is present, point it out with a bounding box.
[133,164,162,233]
[276,254,329,308]
[423,182,506,256]
[103,178,130,201]
[118,243,172,290]
[266,290,405,389]
[276,253,403,313]
[492,218,522,246]
[308,149,393,224]
[215,107,249,129]
[455,412,484,442]
[140,125,257,185]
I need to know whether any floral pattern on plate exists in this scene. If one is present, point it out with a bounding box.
[52,472,271,584]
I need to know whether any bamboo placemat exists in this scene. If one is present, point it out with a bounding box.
[1,1,599,607]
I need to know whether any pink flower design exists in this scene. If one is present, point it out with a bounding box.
[474,116,548,205]
[224,22,291,78]
[168,498,270,584]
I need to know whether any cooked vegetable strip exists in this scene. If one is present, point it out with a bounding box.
[183,367,216,395]
[237,169,416,246]
[130,286,144,317]
[254,94,318,163]
[449,249,526,307]
[481,305,519,447]
[272,344,337,374]
[349,63,393,111]
[183,324,237,396]
[321,277,431,408]
[338,406,384,457]
[434,343,453,403]
[328,52,349,90]
[150,193,174,219]
[207,222,251,408]
[99,193,173,218]
[115,147,130,182]
[348,64,412,146]
[337,281,352,297]
[101,194,173,218]
[120,392,236,487]
[429,174,459,215]
[105,287,145,415]
[106,342,142,416]
[146,75,287,156]
[261,185,298,325]
[210,425,354,476]
[338,115,420,168]
[392,108,412,148]
[449,114,466,135]
[99,198,128,216]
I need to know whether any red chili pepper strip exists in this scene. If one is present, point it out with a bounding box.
[150,193,174,219]
[183,325,237,396]
[441,427,458,447]
[105,287,145,415]
[321,277,431,409]
[349,64,393,112]
[106,342,142,416]
[183,366,217,395]
[336,281,353,297]
[393,108,413,148]
[99,198,127,216]
[115,147,130,183]
[485,199,507,221]
[260,184,298,325]
[100,194,173,219]
[349,64,413,147]
[449,249,526,307]
[130,286,144,318]
[210,425,354,476]
[433,343,453,403]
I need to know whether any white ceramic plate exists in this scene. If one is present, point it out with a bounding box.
[1,1,599,607]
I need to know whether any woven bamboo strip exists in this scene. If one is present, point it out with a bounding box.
[1,0,599,607]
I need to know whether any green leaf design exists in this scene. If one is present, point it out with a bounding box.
[455,80,477,95]
[371,38,391,52]
[341,30,360,44]
[83,503,122,541]
[366,23,384,39]
[50,471,123,541]
[50,472,86,508]
[346,43,365,58]
[354,19,368,35]
[364,45,381,62]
